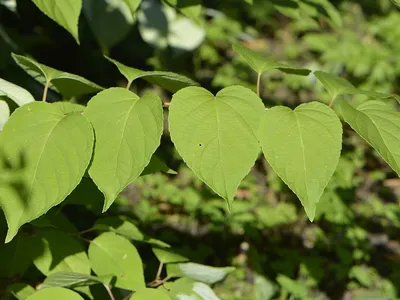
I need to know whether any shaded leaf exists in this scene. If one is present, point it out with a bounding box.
[152,247,189,264]
[258,102,342,220]
[26,287,84,300]
[6,283,36,300]
[123,0,142,14]
[169,86,264,208]
[167,262,234,284]
[131,288,172,300]
[276,275,307,298]
[141,154,177,175]
[0,100,9,130]
[0,78,35,106]
[42,272,111,289]
[84,88,163,211]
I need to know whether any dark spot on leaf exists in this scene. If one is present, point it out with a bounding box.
[199,143,202,146]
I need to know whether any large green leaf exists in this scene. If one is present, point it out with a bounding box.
[0,100,9,130]
[84,88,163,211]
[0,78,35,106]
[41,272,111,289]
[0,102,94,242]
[152,247,189,264]
[32,230,90,276]
[88,232,145,290]
[169,86,264,208]
[338,100,400,176]
[26,287,84,300]
[31,0,82,43]
[167,263,235,284]
[131,288,172,300]
[105,56,199,92]
[12,54,103,99]
[232,43,311,76]
[258,102,342,220]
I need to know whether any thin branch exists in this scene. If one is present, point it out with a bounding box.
[329,96,336,107]
[156,262,164,280]
[126,80,133,90]
[256,72,262,97]
[103,284,115,300]
[42,79,50,102]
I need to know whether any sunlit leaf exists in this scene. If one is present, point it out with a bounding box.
[0,100,9,130]
[0,78,35,106]
[161,277,220,300]
[26,287,84,300]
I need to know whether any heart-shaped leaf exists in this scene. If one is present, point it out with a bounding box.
[84,88,163,211]
[88,232,145,290]
[169,86,264,208]
[106,56,199,92]
[26,287,84,300]
[131,288,172,300]
[0,78,35,106]
[12,54,103,99]
[232,43,311,76]
[258,101,342,220]
[31,0,82,43]
[0,100,10,130]
[338,100,400,176]
[0,102,94,242]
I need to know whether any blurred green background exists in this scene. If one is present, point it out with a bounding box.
[1,0,400,299]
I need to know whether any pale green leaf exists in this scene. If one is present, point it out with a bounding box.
[232,43,311,76]
[168,17,205,51]
[31,0,82,43]
[42,272,111,289]
[276,275,307,298]
[254,273,275,300]
[12,53,104,98]
[105,56,199,93]
[166,263,234,284]
[32,229,90,276]
[169,86,264,208]
[84,88,163,211]
[163,0,202,20]
[338,100,400,176]
[6,283,36,300]
[0,78,35,106]
[88,232,145,290]
[131,288,172,300]
[161,278,220,300]
[258,102,342,220]
[26,287,84,300]
[123,0,142,14]
[0,100,10,130]
[152,247,189,264]
[83,0,134,50]
[0,102,94,242]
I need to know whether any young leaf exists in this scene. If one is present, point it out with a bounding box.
[84,88,163,211]
[26,287,84,300]
[105,56,199,92]
[0,78,35,106]
[166,262,235,284]
[32,230,91,276]
[169,85,264,209]
[41,272,111,289]
[232,43,311,76]
[258,102,342,220]
[338,100,400,176]
[152,247,189,264]
[6,283,36,300]
[0,100,10,130]
[0,102,94,242]
[131,288,171,300]
[12,54,103,99]
[88,232,145,290]
[31,0,82,43]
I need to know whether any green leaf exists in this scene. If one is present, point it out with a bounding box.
[338,100,400,176]
[232,43,311,76]
[0,102,94,242]
[393,0,400,8]
[105,56,199,93]
[83,0,134,51]
[123,0,142,15]
[166,263,234,284]
[254,273,275,300]
[26,287,84,300]
[152,247,189,264]
[0,78,35,106]
[84,88,163,211]
[32,229,91,276]
[169,86,264,208]
[31,0,82,43]
[258,102,342,220]
[0,100,10,130]
[41,272,111,289]
[88,232,145,290]
[131,288,172,300]
[276,275,307,298]
[6,283,36,300]
[12,54,104,99]
[161,277,220,300]
[141,154,177,175]
[163,0,202,20]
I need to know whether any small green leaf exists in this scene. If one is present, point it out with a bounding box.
[88,232,145,290]
[41,272,111,289]
[161,277,220,300]
[163,0,202,20]
[258,102,342,220]
[232,43,311,76]
[84,88,163,211]
[338,100,400,176]
[32,229,91,276]
[0,100,10,130]
[152,247,189,264]
[26,287,84,300]
[31,0,82,43]
[254,273,275,300]
[0,78,35,106]
[131,288,172,300]
[123,0,142,15]
[167,262,235,284]
[6,283,36,300]
[12,54,103,98]
[105,56,199,92]
[141,154,177,175]
[276,275,308,298]
[0,102,94,242]
[169,86,264,208]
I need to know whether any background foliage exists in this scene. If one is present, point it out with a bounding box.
[1,0,400,299]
